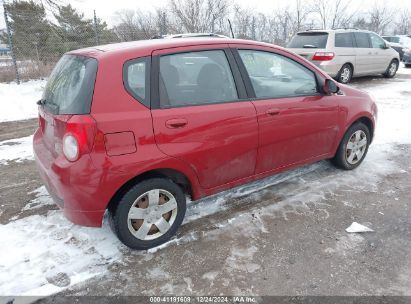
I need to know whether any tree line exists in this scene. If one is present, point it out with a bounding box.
[2,0,411,63]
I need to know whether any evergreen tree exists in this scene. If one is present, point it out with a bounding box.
[4,0,56,62]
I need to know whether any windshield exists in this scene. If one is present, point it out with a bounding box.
[43,55,97,114]
[287,32,329,48]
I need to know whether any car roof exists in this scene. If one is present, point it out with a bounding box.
[68,37,282,60]
[297,29,375,34]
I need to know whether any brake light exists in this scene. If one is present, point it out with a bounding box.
[62,115,96,162]
[312,52,335,61]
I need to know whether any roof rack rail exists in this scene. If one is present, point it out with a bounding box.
[332,27,359,30]
[151,33,229,39]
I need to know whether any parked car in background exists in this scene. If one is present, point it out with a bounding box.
[404,47,411,67]
[382,36,405,60]
[33,37,378,249]
[287,29,400,83]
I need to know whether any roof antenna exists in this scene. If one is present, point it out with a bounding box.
[228,19,235,38]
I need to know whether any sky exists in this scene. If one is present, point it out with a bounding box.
[1,0,411,30]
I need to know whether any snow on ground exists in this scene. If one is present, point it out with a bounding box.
[0,211,122,296]
[0,135,33,165]
[22,186,55,211]
[0,67,410,296]
[0,80,46,123]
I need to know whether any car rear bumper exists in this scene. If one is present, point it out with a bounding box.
[33,129,106,227]
[311,61,341,77]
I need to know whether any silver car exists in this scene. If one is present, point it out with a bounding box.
[287,29,400,83]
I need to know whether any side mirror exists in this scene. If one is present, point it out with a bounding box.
[324,79,339,95]
[382,43,390,49]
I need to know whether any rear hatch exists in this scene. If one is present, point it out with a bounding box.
[38,54,98,159]
[287,32,329,61]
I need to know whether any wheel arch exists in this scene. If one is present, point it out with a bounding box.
[333,114,375,156]
[107,168,195,214]
[356,116,374,142]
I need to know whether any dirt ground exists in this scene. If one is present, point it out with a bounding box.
[0,74,410,300]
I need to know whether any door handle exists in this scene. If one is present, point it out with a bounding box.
[266,108,281,116]
[165,118,188,128]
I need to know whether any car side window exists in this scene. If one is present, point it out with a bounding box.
[354,32,371,48]
[124,57,148,107]
[369,33,386,48]
[238,50,318,99]
[159,50,238,108]
[335,33,354,47]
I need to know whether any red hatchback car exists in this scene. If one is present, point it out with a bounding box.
[33,37,377,249]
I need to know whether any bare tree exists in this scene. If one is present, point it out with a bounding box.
[368,4,394,34]
[232,5,252,39]
[292,0,311,32]
[168,0,229,33]
[113,9,158,41]
[312,0,355,29]
[394,8,411,35]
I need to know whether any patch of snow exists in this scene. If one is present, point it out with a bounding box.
[0,80,46,122]
[225,245,260,273]
[22,186,55,211]
[0,135,34,165]
[325,234,365,256]
[0,210,122,296]
[146,267,171,280]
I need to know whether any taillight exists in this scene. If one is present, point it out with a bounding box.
[62,115,96,162]
[312,52,335,61]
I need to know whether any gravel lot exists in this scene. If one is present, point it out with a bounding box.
[0,68,410,300]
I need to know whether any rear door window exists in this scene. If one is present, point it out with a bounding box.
[335,33,354,47]
[287,32,329,48]
[43,55,97,114]
[159,50,238,107]
[354,32,371,48]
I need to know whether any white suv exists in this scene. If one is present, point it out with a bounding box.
[287,29,400,83]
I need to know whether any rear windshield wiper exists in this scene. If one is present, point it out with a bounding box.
[303,44,317,48]
[37,99,60,114]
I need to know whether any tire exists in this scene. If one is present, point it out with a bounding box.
[336,64,353,84]
[332,122,370,170]
[383,59,398,78]
[110,178,186,250]
[405,64,411,68]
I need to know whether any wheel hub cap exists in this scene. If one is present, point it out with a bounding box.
[127,189,178,241]
[345,130,367,165]
[341,68,351,82]
[389,62,397,75]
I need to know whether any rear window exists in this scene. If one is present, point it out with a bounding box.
[287,32,329,48]
[335,33,354,47]
[43,55,97,114]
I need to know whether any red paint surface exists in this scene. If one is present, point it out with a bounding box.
[33,38,377,227]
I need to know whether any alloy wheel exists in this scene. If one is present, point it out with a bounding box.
[389,61,397,76]
[345,130,367,165]
[340,67,351,83]
[127,189,178,240]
